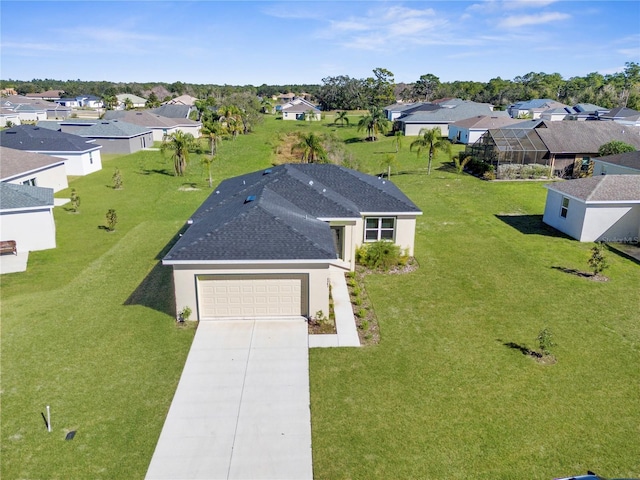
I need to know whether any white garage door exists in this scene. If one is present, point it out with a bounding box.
[197,275,307,319]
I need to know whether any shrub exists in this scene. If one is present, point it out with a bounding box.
[536,328,555,356]
[356,241,403,271]
[105,209,118,232]
[356,308,367,318]
[70,188,80,213]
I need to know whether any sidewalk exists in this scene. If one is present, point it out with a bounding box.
[308,269,360,348]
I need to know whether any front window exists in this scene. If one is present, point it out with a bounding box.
[560,197,569,218]
[365,217,395,241]
[22,178,36,186]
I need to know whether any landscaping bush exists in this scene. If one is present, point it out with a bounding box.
[356,241,405,271]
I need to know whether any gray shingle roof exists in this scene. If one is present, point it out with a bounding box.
[164,164,421,262]
[0,125,101,153]
[0,182,54,209]
[545,175,640,202]
[398,102,496,123]
[76,120,152,138]
[102,110,200,128]
[535,121,640,153]
[150,105,192,119]
[0,146,66,179]
[452,115,517,129]
[594,150,640,170]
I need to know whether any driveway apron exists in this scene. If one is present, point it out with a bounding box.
[145,319,313,480]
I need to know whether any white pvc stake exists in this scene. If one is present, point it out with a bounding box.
[46,405,51,432]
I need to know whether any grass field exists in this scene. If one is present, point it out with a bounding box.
[2,114,639,479]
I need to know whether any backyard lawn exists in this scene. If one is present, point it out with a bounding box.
[1,115,639,479]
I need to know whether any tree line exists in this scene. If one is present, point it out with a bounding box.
[2,62,638,110]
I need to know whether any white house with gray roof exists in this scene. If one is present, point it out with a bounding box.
[543,175,640,242]
[0,182,56,253]
[0,125,102,176]
[59,119,153,154]
[102,110,201,141]
[0,146,68,192]
[396,101,504,136]
[163,163,422,321]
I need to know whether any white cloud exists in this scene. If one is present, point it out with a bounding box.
[503,0,559,9]
[498,11,570,28]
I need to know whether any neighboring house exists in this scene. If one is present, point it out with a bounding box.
[150,104,194,119]
[2,95,71,119]
[384,102,418,121]
[448,115,521,144]
[539,107,573,122]
[508,99,567,119]
[25,90,64,100]
[11,104,48,122]
[467,120,640,178]
[55,95,103,108]
[0,125,102,176]
[396,101,504,136]
[0,146,68,192]
[0,108,21,127]
[568,103,609,121]
[597,107,640,121]
[116,93,147,109]
[0,182,56,252]
[102,110,201,141]
[162,163,422,321]
[543,175,640,243]
[593,150,640,175]
[60,120,154,154]
[281,102,322,121]
[615,113,640,128]
[163,95,199,106]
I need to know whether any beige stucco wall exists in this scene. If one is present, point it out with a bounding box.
[169,262,331,321]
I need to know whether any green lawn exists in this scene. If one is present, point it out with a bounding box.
[2,116,639,479]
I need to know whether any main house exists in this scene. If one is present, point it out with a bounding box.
[162,164,422,321]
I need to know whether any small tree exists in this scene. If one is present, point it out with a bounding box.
[536,328,555,356]
[201,155,215,188]
[112,168,123,189]
[588,243,609,276]
[70,188,80,213]
[380,154,398,179]
[105,209,118,232]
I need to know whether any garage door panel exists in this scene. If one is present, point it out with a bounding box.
[198,275,307,319]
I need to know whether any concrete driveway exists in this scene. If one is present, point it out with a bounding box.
[145,319,312,480]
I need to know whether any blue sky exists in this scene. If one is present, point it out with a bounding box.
[1,1,639,85]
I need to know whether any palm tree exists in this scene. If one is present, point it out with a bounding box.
[410,128,451,175]
[123,97,133,111]
[357,106,390,141]
[335,111,349,127]
[393,130,403,153]
[161,131,196,176]
[201,122,223,156]
[201,155,215,188]
[292,132,327,163]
